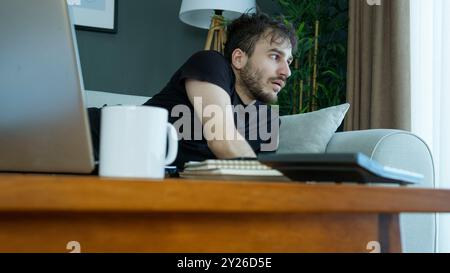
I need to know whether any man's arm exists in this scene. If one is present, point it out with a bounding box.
[185,79,256,159]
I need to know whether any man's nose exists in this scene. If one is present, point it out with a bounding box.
[278,61,291,79]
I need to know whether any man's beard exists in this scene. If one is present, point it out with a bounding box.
[239,62,278,104]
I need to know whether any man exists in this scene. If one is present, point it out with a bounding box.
[88,12,297,170]
[144,12,297,169]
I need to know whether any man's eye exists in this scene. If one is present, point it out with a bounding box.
[270,54,279,61]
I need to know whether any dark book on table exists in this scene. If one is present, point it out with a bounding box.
[258,153,423,185]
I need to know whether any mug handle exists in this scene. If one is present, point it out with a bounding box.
[165,123,178,165]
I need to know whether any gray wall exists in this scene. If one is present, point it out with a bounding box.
[75,0,281,97]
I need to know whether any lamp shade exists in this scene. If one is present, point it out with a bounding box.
[179,0,256,29]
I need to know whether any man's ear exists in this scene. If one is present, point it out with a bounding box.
[231,49,248,70]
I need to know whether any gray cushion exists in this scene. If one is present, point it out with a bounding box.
[277,103,350,154]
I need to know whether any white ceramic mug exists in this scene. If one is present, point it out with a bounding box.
[99,106,178,179]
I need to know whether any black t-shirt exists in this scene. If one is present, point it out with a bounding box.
[143,50,279,169]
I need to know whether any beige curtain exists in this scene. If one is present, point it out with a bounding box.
[345,0,411,131]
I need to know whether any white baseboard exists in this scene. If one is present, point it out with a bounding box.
[85,90,150,108]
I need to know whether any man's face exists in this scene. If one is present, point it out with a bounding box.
[238,35,293,103]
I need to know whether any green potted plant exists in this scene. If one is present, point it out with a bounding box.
[274,0,348,115]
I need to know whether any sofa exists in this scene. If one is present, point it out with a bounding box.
[326,130,435,253]
[85,90,436,253]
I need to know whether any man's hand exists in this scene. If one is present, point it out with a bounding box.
[185,79,256,159]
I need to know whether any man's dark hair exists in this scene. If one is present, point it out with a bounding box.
[224,12,297,62]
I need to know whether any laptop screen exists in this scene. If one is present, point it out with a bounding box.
[0,0,94,173]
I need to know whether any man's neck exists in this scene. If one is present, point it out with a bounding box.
[235,85,256,106]
[232,70,256,106]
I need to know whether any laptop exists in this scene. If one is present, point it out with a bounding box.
[258,153,424,185]
[0,0,95,174]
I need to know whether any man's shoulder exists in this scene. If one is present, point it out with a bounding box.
[180,50,234,92]
[191,50,226,58]
[187,50,229,65]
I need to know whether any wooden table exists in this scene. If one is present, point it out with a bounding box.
[0,173,450,253]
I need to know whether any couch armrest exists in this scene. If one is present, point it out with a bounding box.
[326,129,434,189]
[326,129,436,253]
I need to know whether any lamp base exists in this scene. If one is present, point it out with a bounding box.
[204,15,226,54]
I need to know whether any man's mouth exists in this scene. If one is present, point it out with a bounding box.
[271,80,284,90]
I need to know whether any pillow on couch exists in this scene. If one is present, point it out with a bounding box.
[276,103,350,154]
